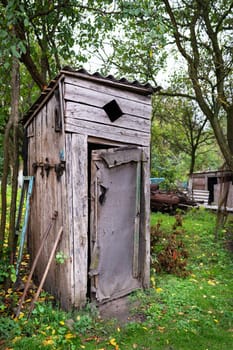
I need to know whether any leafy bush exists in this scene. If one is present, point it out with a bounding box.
[151,214,189,276]
[0,258,16,286]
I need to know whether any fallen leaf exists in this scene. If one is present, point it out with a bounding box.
[65,332,76,340]
[208,280,216,286]
[157,326,165,333]
[43,338,54,346]
[109,338,117,346]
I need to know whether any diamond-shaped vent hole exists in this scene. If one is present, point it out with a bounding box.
[103,99,123,122]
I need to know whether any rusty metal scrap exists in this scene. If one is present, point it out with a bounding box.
[150,185,197,213]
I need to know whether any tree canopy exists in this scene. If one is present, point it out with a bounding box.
[97,0,233,171]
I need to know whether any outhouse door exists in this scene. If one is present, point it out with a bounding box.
[89,147,142,303]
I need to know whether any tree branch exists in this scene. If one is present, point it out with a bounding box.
[157,90,196,100]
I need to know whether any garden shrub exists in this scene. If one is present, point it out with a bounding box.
[151,214,189,277]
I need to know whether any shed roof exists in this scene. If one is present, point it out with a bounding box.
[191,169,233,177]
[23,67,160,125]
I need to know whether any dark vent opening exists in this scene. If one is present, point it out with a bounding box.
[103,99,123,122]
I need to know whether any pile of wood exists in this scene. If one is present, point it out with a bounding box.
[150,184,197,213]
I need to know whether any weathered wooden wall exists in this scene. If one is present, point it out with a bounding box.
[191,174,206,191]
[63,76,151,145]
[27,91,73,309]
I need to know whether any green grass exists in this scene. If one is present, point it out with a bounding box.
[1,208,233,349]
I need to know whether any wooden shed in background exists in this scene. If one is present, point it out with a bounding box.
[23,68,156,310]
[190,170,233,207]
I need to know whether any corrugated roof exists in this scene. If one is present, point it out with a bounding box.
[61,67,160,94]
[23,67,160,124]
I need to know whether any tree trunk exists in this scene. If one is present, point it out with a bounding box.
[8,57,20,265]
[209,115,233,171]
[0,119,13,255]
[189,148,196,175]
[227,106,233,155]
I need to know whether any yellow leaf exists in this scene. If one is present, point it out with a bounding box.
[80,346,85,349]
[157,326,165,333]
[156,288,163,293]
[18,312,25,319]
[109,338,117,346]
[43,339,54,346]
[13,336,21,343]
[214,319,219,323]
[117,327,120,332]
[38,297,45,302]
[65,332,76,340]
[59,320,65,325]
[208,280,216,286]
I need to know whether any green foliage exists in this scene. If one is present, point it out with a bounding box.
[73,314,93,334]
[150,93,223,184]
[0,317,21,340]
[0,259,16,284]
[55,251,68,265]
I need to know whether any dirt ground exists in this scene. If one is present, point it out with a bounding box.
[98,296,145,324]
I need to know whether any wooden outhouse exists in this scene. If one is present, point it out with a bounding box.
[23,68,155,310]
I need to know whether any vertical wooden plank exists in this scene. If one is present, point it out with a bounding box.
[133,160,141,278]
[71,133,88,307]
[64,133,74,308]
[140,146,150,288]
[43,101,55,289]
[27,119,35,256]
[54,85,72,309]
[35,108,43,275]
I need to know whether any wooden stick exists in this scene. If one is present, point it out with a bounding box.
[27,226,63,318]
[15,211,58,318]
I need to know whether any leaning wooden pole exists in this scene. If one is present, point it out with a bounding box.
[27,226,63,318]
[15,211,58,318]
